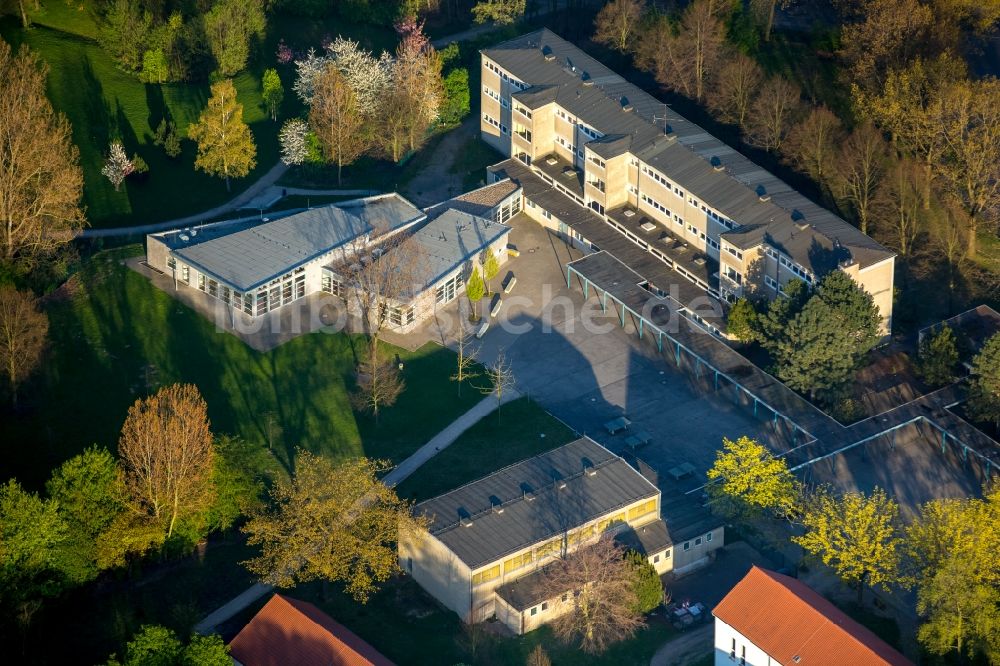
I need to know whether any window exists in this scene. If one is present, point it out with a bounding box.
[198,274,206,291]
[472,564,501,586]
[664,549,670,559]
[536,539,561,559]
[541,602,548,611]
[166,256,176,270]
[653,554,660,563]
[389,305,414,327]
[724,266,742,285]
[530,607,537,616]
[627,499,657,521]
[436,274,461,304]
[765,275,777,290]
[683,541,690,551]
[504,551,534,574]
[706,532,713,542]
[588,155,606,169]
[180,265,189,283]
[561,593,568,602]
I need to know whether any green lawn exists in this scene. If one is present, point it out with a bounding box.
[5,248,486,489]
[396,396,578,503]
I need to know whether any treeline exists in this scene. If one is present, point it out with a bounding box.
[277,19,469,182]
[708,435,1000,663]
[593,0,1000,321]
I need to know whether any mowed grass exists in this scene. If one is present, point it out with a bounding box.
[5,248,486,489]
[396,397,578,503]
[0,9,398,228]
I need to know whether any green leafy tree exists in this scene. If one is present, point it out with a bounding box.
[439,67,470,126]
[918,326,959,388]
[726,297,758,344]
[472,0,526,24]
[181,634,231,666]
[97,0,152,72]
[915,554,1000,659]
[466,265,485,320]
[242,452,427,603]
[482,251,500,294]
[106,625,229,666]
[188,79,257,191]
[626,550,663,613]
[45,447,126,582]
[706,435,799,519]
[261,68,283,122]
[199,435,262,534]
[794,486,901,604]
[968,333,1000,428]
[773,271,880,404]
[141,48,168,84]
[757,278,809,345]
[203,0,266,77]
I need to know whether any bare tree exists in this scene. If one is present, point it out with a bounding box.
[338,227,426,421]
[709,51,764,128]
[927,201,968,303]
[638,0,727,103]
[746,76,802,151]
[310,64,368,185]
[593,0,646,53]
[782,105,844,188]
[833,122,888,234]
[540,536,644,654]
[751,0,796,42]
[526,644,552,666]
[873,156,925,256]
[0,38,86,267]
[118,384,215,538]
[936,79,1000,258]
[451,318,479,397]
[482,349,515,424]
[0,286,48,404]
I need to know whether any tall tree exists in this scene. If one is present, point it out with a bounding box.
[261,68,283,122]
[706,435,800,519]
[97,0,152,72]
[392,17,443,154]
[539,537,644,654]
[750,0,795,42]
[833,122,888,235]
[967,333,1000,429]
[593,0,646,53]
[451,319,479,397]
[725,297,758,344]
[466,265,485,320]
[242,452,426,602]
[481,349,515,424]
[0,286,48,404]
[471,0,526,24]
[936,79,1000,258]
[188,79,257,191]
[310,64,367,184]
[839,0,934,92]
[626,549,663,613]
[873,156,926,256]
[794,486,901,604]
[746,76,801,151]
[917,325,958,388]
[0,39,85,267]
[118,384,215,539]
[203,0,266,77]
[782,105,844,189]
[708,51,764,129]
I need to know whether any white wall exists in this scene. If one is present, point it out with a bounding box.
[714,617,780,666]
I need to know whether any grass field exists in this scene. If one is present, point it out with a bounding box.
[0,8,398,228]
[396,396,578,503]
[4,248,487,489]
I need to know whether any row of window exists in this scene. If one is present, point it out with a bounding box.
[514,104,532,120]
[642,165,686,199]
[587,154,606,169]
[482,85,509,109]
[435,273,462,304]
[725,245,744,261]
[767,247,813,283]
[483,113,509,136]
[483,60,525,90]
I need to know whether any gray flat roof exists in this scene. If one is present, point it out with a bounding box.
[418,437,659,570]
[410,208,511,291]
[483,29,893,273]
[160,194,424,291]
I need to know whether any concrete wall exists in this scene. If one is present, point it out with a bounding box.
[714,617,778,666]
[853,256,895,336]
[672,526,724,576]
[399,532,473,622]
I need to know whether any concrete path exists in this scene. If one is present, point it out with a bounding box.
[193,386,519,634]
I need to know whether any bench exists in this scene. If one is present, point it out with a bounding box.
[490,296,502,318]
[503,273,517,293]
[667,462,696,481]
[624,430,652,450]
[475,321,490,339]
[506,243,520,258]
[603,416,631,435]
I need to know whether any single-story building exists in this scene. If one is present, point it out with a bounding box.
[398,436,723,634]
[145,183,521,336]
[228,593,394,666]
[713,566,912,666]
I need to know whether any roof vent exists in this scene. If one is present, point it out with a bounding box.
[581,71,593,86]
[623,209,636,218]
[582,457,597,476]
[458,507,473,527]
[542,45,554,61]
[178,234,190,243]
[566,57,575,72]
[620,96,633,112]
[520,482,536,501]
[549,468,566,489]
[710,156,723,171]
[791,209,804,222]
[755,185,770,202]
[490,495,504,514]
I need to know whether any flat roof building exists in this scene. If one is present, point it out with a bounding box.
[399,437,723,633]
[480,29,895,335]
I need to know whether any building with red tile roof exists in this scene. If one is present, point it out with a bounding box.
[228,594,394,666]
[712,566,911,666]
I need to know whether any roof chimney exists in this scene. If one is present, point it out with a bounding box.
[542,45,554,61]
[490,495,504,514]
[520,482,536,501]
[458,507,473,527]
[620,96,633,112]
[582,457,597,476]
[755,185,770,202]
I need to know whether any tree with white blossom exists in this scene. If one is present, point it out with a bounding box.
[327,37,393,117]
[278,118,310,166]
[292,48,329,105]
[101,141,134,192]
